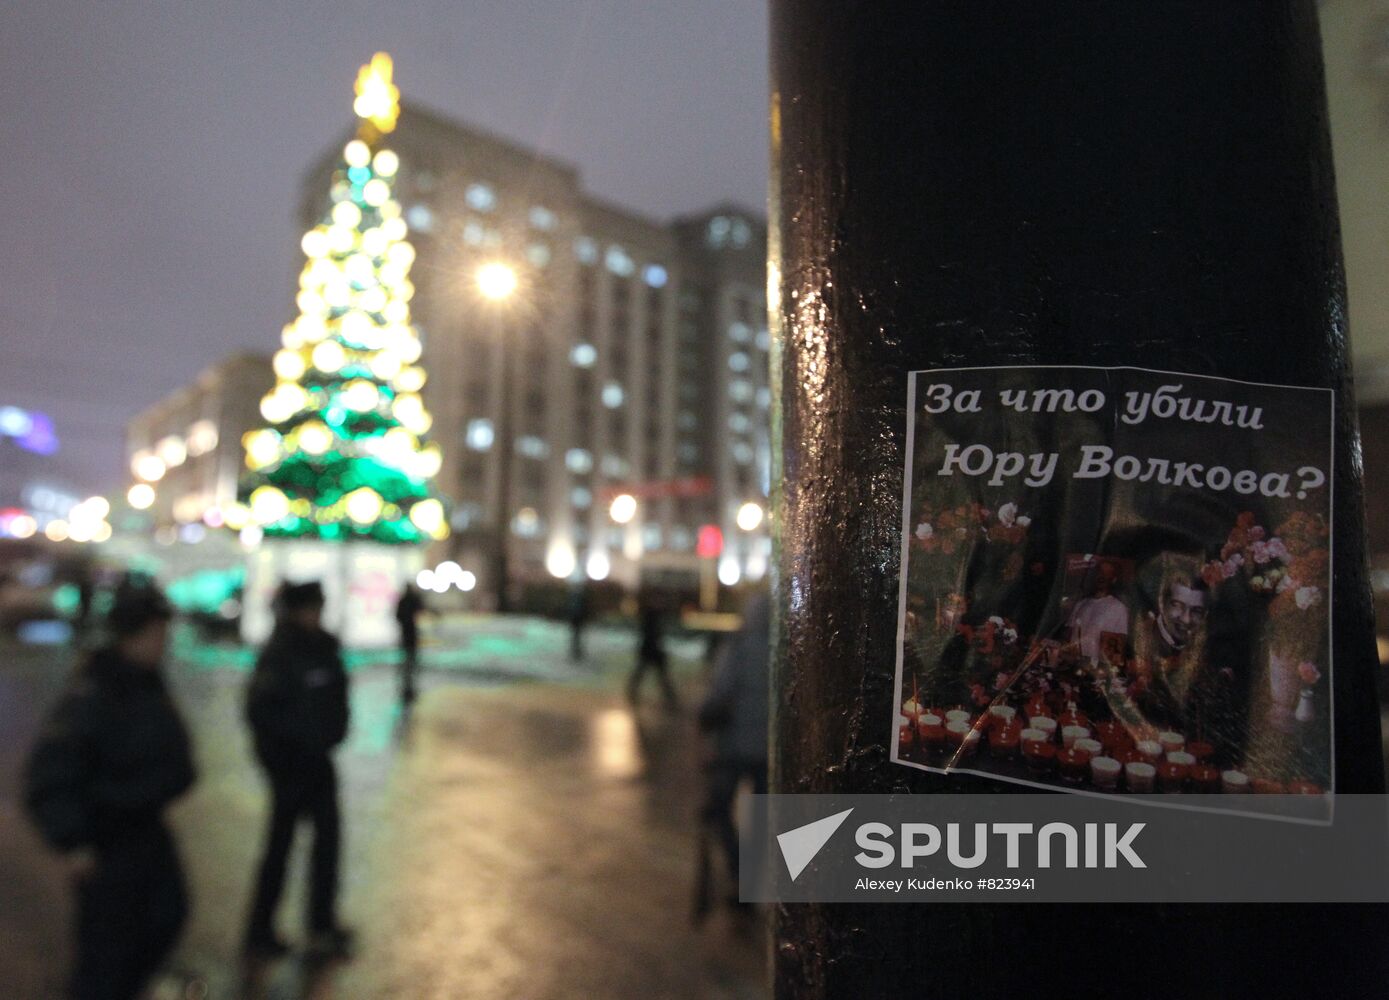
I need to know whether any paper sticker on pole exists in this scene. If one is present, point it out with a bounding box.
[891,366,1334,819]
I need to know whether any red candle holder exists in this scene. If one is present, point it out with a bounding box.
[1252,778,1286,794]
[1023,740,1056,775]
[1057,747,1093,784]
[1158,761,1190,792]
[1287,780,1323,795]
[1187,740,1215,762]
[1188,764,1220,793]
[989,726,1021,759]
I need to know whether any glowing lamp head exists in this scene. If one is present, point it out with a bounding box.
[476,262,518,301]
[608,493,638,525]
[736,501,765,532]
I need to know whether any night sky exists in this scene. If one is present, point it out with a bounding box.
[0,1,768,497]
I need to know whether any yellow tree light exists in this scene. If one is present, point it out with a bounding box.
[354,52,400,134]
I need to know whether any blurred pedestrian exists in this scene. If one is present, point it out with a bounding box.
[395,583,425,706]
[696,591,770,915]
[24,586,195,1000]
[567,580,591,662]
[628,593,677,708]
[242,581,354,960]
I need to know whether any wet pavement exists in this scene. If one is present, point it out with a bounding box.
[0,616,768,999]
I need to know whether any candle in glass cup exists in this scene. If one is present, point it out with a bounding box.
[1166,751,1196,768]
[1058,746,1093,784]
[1158,731,1185,754]
[1187,740,1215,762]
[1125,761,1156,792]
[1061,725,1091,749]
[1135,739,1162,765]
[1252,778,1286,794]
[1074,737,1103,757]
[1029,717,1058,740]
[945,708,973,726]
[1020,727,1048,753]
[945,719,979,757]
[1090,755,1122,790]
[1058,705,1090,730]
[988,725,1021,759]
[1221,769,1250,793]
[898,715,915,748]
[1188,764,1220,793]
[1287,780,1323,795]
[918,712,946,749]
[1023,740,1056,774]
[987,704,1017,728]
[1158,761,1189,792]
[902,697,924,720]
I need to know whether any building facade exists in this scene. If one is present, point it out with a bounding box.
[125,352,273,536]
[123,109,768,603]
[296,107,770,600]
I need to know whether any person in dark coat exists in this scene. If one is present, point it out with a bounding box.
[627,593,678,708]
[24,586,195,1000]
[242,581,353,959]
[394,583,425,705]
[697,591,770,905]
[567,581,592,662]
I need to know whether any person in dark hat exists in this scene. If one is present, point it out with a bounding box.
[24,586,195,1000]
[242,581,354,960]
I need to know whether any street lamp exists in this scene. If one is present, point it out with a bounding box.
[475,261,520,611]
[609,493,638,525]
[736,500,764,532]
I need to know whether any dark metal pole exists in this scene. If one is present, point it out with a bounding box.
[493,307,513,614]
[770,2,1385,996]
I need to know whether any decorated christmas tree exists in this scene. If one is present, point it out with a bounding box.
[236,53,446,545]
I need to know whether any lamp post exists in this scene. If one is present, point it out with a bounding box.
[476,261,519,612]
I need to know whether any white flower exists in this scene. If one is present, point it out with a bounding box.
[997,503,1018,527]
[1294,586,1322,611]
[1016,515,1031,528]
[1276,575,1297,595]
[915,522,933,540]
[988,616,1004,627]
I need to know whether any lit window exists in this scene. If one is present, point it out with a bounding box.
[466,419,494,451]
[755,386,771,409]
[729,352,750,373]
[570,343,597,368]
[605,246,635,277]
[601,454,628,477]
[678,443,698,464]
[733,442,754,465]
[728,413,750,434]
[462,222,485,246]
[707,216,730,248]
[450,502,483,529]
[602,382,625,408]
[465,183,496,212]
[728,321,750,343]
[406,204,434,232]
[566,448,593,474]
[571,486,592,509]
[575,237,598,264]
[526,242,551,268]
[642,264,668,288]
[729,379,753,402]
[755,327,771,351]
[670,527,693,551]
[643,524,662,550]
[513,507,542,537]
[529,205,557,231]
[677,411,698,431]
[731,218,752,248]
[516,436,548,459]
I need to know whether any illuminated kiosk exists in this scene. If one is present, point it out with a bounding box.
[234,54,445,648]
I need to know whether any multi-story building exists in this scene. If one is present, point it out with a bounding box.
[124,352,273,534]
[294,106,770,600]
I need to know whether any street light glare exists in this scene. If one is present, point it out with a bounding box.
[609,493,638,525]
[736,501,764,532]
[476,261,518,301]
